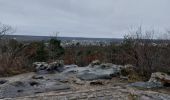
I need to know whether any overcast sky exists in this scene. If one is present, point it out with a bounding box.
[0,0,170,38]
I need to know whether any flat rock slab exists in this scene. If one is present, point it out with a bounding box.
[130,82,163,89]
[63,65,120,81]
[0,73,71,99]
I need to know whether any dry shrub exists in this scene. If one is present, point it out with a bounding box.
[121,65,143,82]
[0,52,30,77]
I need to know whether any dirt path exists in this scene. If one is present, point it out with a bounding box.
[4,85,170,100]
[3,86,132,100]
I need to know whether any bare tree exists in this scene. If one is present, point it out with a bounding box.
[122,27,158,77]
[0,23,14,39]
[0,23,30,76]
[0,23,15,54]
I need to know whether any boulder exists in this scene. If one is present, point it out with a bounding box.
[130,72,170,89]
[47,61,64,72]
[149,72,170,86]
[33,60,65,73]
[33,62,48,71]
[89,60,101,67]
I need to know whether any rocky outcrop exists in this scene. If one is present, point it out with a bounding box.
[33,60,135,81]
[0,73,70,99]
[33,62,48,71]
[1,61,170,99]
[33,60,64,73]
[149,72,170,86]
[130,72,170,89]
[46,61,64,72]
[61,62,121,81]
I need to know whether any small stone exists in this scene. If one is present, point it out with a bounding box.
[0,79,7,85]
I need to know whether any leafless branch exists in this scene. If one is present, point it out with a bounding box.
[0,23,15,39]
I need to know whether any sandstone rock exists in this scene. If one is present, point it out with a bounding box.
[62,63,122,81]
[47,61,64,72]
[33,60,65,73]
[0,79,70,98]
[149,72,170,86]
[77,64,120,80]
[129,72,170,89]
[89,60,101,67]
[33,62,48,71]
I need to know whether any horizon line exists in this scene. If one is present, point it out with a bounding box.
[8,34,123,39]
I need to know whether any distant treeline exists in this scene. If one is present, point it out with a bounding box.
[5,35,119,42]
[1,23,170,79]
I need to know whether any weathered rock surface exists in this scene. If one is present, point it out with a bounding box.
[62,63,121,81]
[33,60,65,73]
[1,61,170,99]
[0,73,70,99]
[149,72,170,86]
[130,72,170,89]
[130,82,163,89]
[46,61,64,72]
[33,62,48,71]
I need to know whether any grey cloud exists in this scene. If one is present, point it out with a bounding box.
[0,0,170,38]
